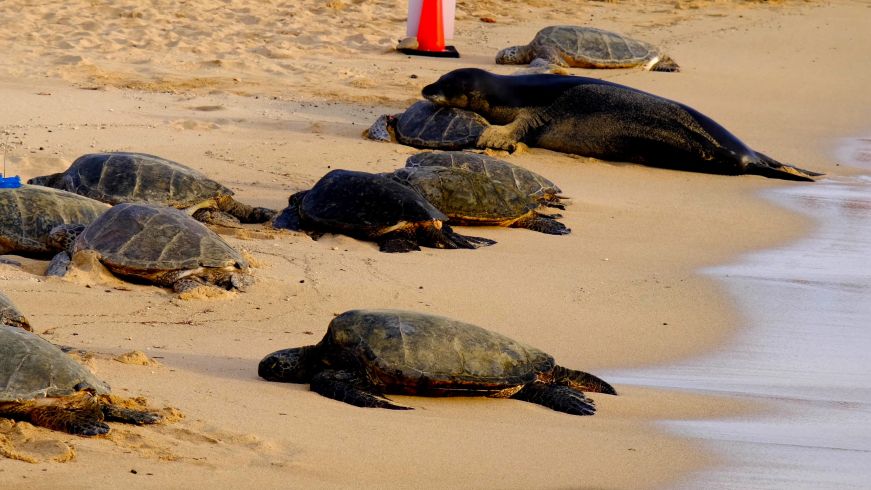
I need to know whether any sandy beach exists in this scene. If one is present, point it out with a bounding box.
[2,1,870,488]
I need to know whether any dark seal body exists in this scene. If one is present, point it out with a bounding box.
[422,68,820,181]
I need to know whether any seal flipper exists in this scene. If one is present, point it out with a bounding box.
[310,369,411,410]
[511,382,596,416]
[551,365,617,395]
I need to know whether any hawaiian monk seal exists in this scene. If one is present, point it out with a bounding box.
[421,68,821,181]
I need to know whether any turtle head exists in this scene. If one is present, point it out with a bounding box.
[48,223,86,254]
[27,171,66,188]
[495,45,532,65]
[259,345,322,383]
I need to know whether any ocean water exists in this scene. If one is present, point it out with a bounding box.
[611,140,871,489]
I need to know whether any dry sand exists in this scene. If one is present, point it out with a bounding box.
[1,1,869,488]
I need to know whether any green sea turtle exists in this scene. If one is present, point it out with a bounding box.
[0,325,161,435]
[47,203,251,293]
[28,152,275,226]
[405,151,567,209]
[272,169,495,253]
[259,309,615,414]
[366,100,489,150]
[497,25,679,72]
[0,291,31,331]
[388,166,569,235]
[422,68,822,181]
[0,185,109,258]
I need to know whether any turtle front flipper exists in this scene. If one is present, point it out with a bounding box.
[45,223,87,277]
[511,382,596,416]
[271,191,307,231]
[310,369,411,410]
[216,196,277,224]
[512,212,570,235]
[551,365,617,395]
[98,395,162,426]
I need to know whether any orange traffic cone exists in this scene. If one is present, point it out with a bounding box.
[398,0,459,58]
[416,0,445,52]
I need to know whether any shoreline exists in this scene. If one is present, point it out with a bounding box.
[2,2,870,488]
[614,138,871,488]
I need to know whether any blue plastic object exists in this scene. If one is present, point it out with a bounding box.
[0,175,22,188]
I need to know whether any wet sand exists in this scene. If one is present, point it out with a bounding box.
[612,139,871,488]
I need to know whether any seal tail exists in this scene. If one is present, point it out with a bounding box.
[748,151,824,182]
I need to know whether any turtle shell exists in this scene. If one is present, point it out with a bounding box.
[299,169,448,236]
[405,151,562,204]
[389,166,536,224]
[0,291,31,331]
[74,202,246,274]
[0,326,109,401]
[324,310,553,393]
[535,26,661,68]
[394,101,488,150]
[28,152,233,208]
[0,185,109,257]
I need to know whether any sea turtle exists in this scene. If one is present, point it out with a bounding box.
[0,185,109,258]
[405,151,567,209]
[366,100,489,150]
[388,166,570,235]
[0,291,31,331]
[496,25,680,73]
[422,68,822,181]
[0,326,161,435]
[259,309,616,414]
[272,169,495,252]
[28,152,275,226]
[47,202,251,293]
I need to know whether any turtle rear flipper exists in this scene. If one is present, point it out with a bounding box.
[378,236,422,253]
[511,382,596,416]
[512,213,570,235]
[649,55,680,72]
[551,365,617,395]
[421,224,495,250]
[192,208,243,228]
[26,392,111,436]
[310,369,411,410]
